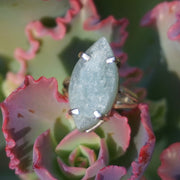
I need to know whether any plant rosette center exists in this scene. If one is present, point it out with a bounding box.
[55,129,109,179]
[68,145,97,168]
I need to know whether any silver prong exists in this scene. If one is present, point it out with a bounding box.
[78,52,90,61]
[69,108,79,115]
[93,110,102,119]
[106,57,115,64]
[85,120,104,133]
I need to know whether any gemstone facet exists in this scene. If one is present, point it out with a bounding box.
[69,37,119,131]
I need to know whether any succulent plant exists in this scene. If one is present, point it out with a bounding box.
[0,0,180,180]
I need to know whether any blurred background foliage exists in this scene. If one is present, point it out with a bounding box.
[0,0,179,179]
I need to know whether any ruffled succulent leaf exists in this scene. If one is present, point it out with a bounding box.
[130,104,156,179]
[56,129,101,173]
[56,129,109,179]
[118,104,155,179]
[95,165,126,180]
[95,0,164,85]
[2,0,129,97]
[96,111,131,161]
[144,140,167,180]
[0,0,70,58]
[0,0,72,96]
[57,157,86,179]
[141,0,180,152]
[33,129,61,180]
[0,76,72,174]
[0,1,162,179]
[82,139,108,180]
[78,145,96,166]
[92,1,147,95]
[56,129,101,154]
[158,142,180,180]
[141,1,180,77]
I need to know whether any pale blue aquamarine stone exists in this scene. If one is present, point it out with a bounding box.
[69,37,119,131]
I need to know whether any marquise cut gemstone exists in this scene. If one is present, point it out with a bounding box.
[69,37,119,131]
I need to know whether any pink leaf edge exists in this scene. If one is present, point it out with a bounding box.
[167,2,180,41]
[102,110,131,155]
[95,165,127,180]
[7,0,81,88]
[0,75,68,174]
[130,104,156,180]
[82,139,109,180]
[119,65,143,87]
[141,1,180,41]
[8,0,129,88]
[33,129,58,180]
[56,129,109,179]
[158,142,180,180]
[140,1,173,27]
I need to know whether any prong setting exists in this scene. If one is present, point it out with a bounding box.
[106,57,116,64]
[93,110,102,119]
[78,52,91,61]
[69,108,79,115]
[85,120,104,133]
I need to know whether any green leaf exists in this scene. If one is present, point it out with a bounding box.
[149,99,167,131]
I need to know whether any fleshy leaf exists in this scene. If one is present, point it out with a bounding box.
[119,104,155,179]
[0,76,71,174]
[2,74,25,97]
[82,139,109,180]
[158,142,180,180]
[57,157,86,178]
[141,1,180,77]
[79,145,96,166]
[56,129,101,178]
[144,140,167,180]
[0,0,71,57]
[130,104,156,179]
[98,111,131,160]
[2,0,129,96]
[56,129,109,179]
[33,129,60,180]
[27,0,128,90]
[56,129,101,153]
[0,0,73,96]
[95,165,126,180]
[68,148,79,166]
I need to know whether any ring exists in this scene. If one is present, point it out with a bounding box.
[63,37,138,132]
